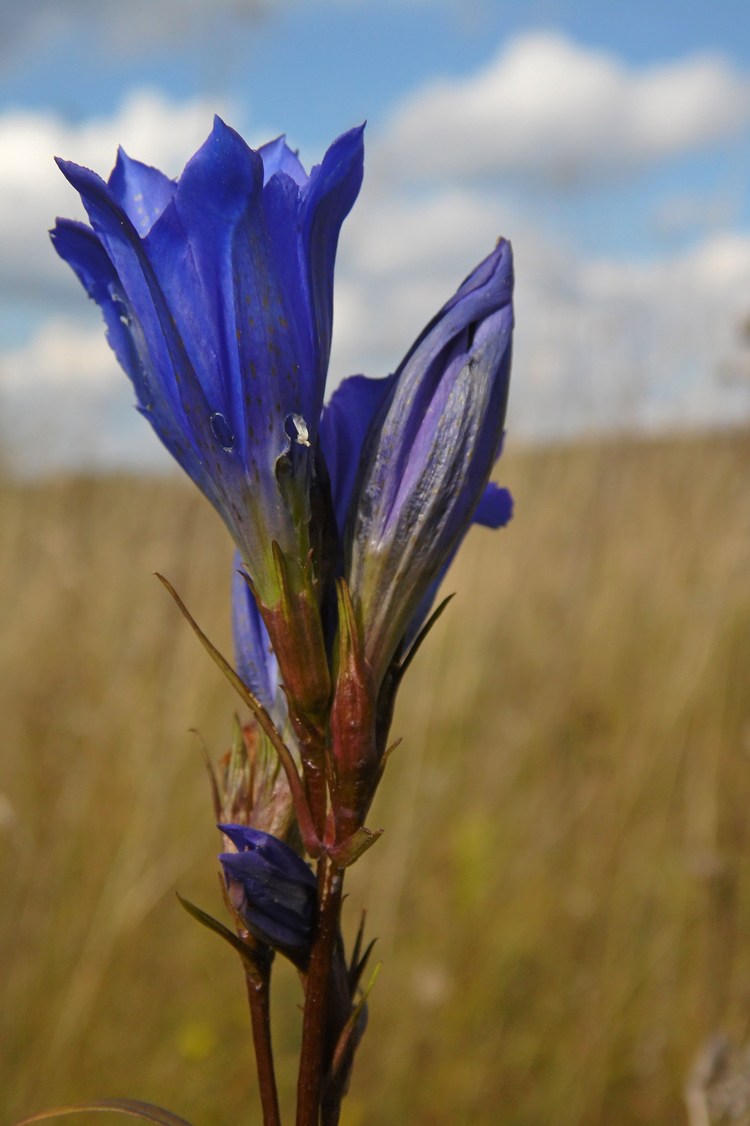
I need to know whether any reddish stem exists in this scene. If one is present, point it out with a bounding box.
[245,958,282,1126]
[296,855,345,1126]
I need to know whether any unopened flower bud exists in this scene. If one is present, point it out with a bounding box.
[219,823,316,967]
[346,240,514,680]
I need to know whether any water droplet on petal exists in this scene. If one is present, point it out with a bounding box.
[210,411,235,452]
[112,295,131,329]
[285,412,310,447]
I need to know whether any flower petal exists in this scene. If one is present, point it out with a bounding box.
[219,822,315,884]
[168,117,312,475]
[108,148,177,236]
[474,481,513,528]
[54,157,233,492]
[301,125,365,379]
[259,135,308,186]
[50,215,216,497]
[318,372,395,537]
[231,555,279,712]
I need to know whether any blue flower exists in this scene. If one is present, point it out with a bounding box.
[218,822,316,964]
[52,119,364,606]
[328,240,514,679]
[231,552,281,716]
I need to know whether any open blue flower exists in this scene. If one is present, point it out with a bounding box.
[52,119,364,605]
[219,822,316,964]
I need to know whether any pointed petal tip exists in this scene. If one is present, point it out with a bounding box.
[54,154,77,179]
[54,155,107,194]
[108,146,128,188]
[203,114,241,151]
[48,220,70,244]
[209,114,239,142]
[490,236,513,269]
[207,114,258,159]
[327,122,366,160]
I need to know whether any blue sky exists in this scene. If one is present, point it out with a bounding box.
[4,1,749,127]
[0,0,749,469]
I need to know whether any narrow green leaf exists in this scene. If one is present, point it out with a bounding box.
[351,937,378,995]
[176,892,257,965]
[189,727,222,821]
[349,909,367,979]
[329,963,382,1084]
[397,593,455,682]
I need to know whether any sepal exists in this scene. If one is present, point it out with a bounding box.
[329,579,380,839]
[256,545,331,732]
[327,826,383,869]
[219,715,295,840]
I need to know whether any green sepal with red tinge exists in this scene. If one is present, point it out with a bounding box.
[328,579,381,841]
[256,543,331,735]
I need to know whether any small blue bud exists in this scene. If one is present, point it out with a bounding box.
[218,823,317,965]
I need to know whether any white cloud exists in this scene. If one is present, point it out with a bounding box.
[323,33,750,441]
[329,180,519,382]
[0,89,228,188]
[329,173,750,441]
[379,32,750,186]
[0,89,235,315]
[0,0,272,58]
[3,38,750,476]
[517,232,750,436]
[649,191,741,241]
[4,194,750,476]
[0,318,116,390]
[344,186,508,276]
[0,318,173,473]
[329,182,526,381]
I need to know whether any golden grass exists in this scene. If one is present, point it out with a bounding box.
[2,431,749,1125]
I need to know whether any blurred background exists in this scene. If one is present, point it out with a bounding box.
[1,1,749,1123]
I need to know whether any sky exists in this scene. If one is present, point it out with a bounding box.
[0,0,749,472]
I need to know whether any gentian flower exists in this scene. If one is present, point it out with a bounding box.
[332,239,514,681]
[51,119,364,609]
[219,822,316,965]
[52,117,514,754]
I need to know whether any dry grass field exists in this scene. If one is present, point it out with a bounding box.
[2,430,749,1125]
